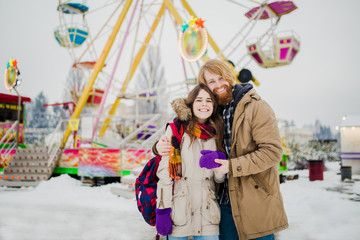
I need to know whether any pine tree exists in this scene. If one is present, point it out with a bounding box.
[28,91,51,128]
[313,119,333,140]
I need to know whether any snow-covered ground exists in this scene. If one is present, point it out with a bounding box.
[0,161,359,240]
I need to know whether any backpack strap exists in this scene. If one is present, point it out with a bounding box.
[168,122,184,144]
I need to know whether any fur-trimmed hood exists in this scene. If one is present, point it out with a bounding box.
[171,98,192,121]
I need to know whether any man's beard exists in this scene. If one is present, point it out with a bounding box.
[213,85,233,105]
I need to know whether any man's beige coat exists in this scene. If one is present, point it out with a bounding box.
[228,88,289,240]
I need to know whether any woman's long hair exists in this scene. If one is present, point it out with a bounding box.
[184,84,224,152]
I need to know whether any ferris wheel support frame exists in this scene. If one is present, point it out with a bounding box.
[62,0,254,147]
[92,0,141,141]
[98,2,166,137]
[61,0,134,148]
[99,0,243,137]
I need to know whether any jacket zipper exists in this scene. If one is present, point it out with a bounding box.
[159,188,165,208]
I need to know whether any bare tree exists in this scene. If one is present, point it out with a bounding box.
[135,46,166,114]
[63,67,86,104]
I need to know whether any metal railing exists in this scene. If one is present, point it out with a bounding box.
[0,121,18,167]
[118,114,162,148]
[141,113,175,148]
[46,119,69,167]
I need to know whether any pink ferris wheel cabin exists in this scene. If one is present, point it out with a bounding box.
[245,1,300,68]
[247,31,300,68]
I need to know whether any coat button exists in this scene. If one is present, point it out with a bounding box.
[237,166,242,172]
[255,185,259,189]
[184,177,187,180]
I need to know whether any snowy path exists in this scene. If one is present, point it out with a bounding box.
[277,162,360,240]
[0,177,155,240]
[1,162,359,240]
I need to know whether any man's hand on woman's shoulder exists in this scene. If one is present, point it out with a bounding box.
[156,136,172,156]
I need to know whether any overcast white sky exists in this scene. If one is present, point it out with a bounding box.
[1,0,359,131]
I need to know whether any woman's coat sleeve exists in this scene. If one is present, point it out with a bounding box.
[156,126,174,209]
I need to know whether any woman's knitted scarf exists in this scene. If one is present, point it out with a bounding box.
[169,118,216,180]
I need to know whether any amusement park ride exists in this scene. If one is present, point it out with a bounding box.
[0,0,299,187]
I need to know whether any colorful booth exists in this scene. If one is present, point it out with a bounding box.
[55,148,151,177]
[340,114,360,174]
[0,93,31,144]
[0,93,31,169]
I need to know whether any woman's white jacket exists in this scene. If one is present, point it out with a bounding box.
[156,125,225,237]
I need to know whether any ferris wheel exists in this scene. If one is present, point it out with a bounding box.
[54,0,300,147]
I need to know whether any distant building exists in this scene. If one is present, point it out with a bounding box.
[339,114,360,174]
[0,93,31,144]
[0,93,31,124]
[278,119,313,145]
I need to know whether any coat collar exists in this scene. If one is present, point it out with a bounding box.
[233,83,253,107]
[234,88,260,115]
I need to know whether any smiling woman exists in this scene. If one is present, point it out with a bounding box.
[151,84,226,239]
[174,84,224,153]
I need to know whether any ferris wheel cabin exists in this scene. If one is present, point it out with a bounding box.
[70,88,104,107]
[247,32,300,68]
[57,3,88,14]
[54,26,89,48]
[54,3,89,48]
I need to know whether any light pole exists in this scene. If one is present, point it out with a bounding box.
[12,87,21,148]
[4,58,21,149]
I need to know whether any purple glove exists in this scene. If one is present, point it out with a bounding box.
[199,150,226,169]
[155,208,172,236]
